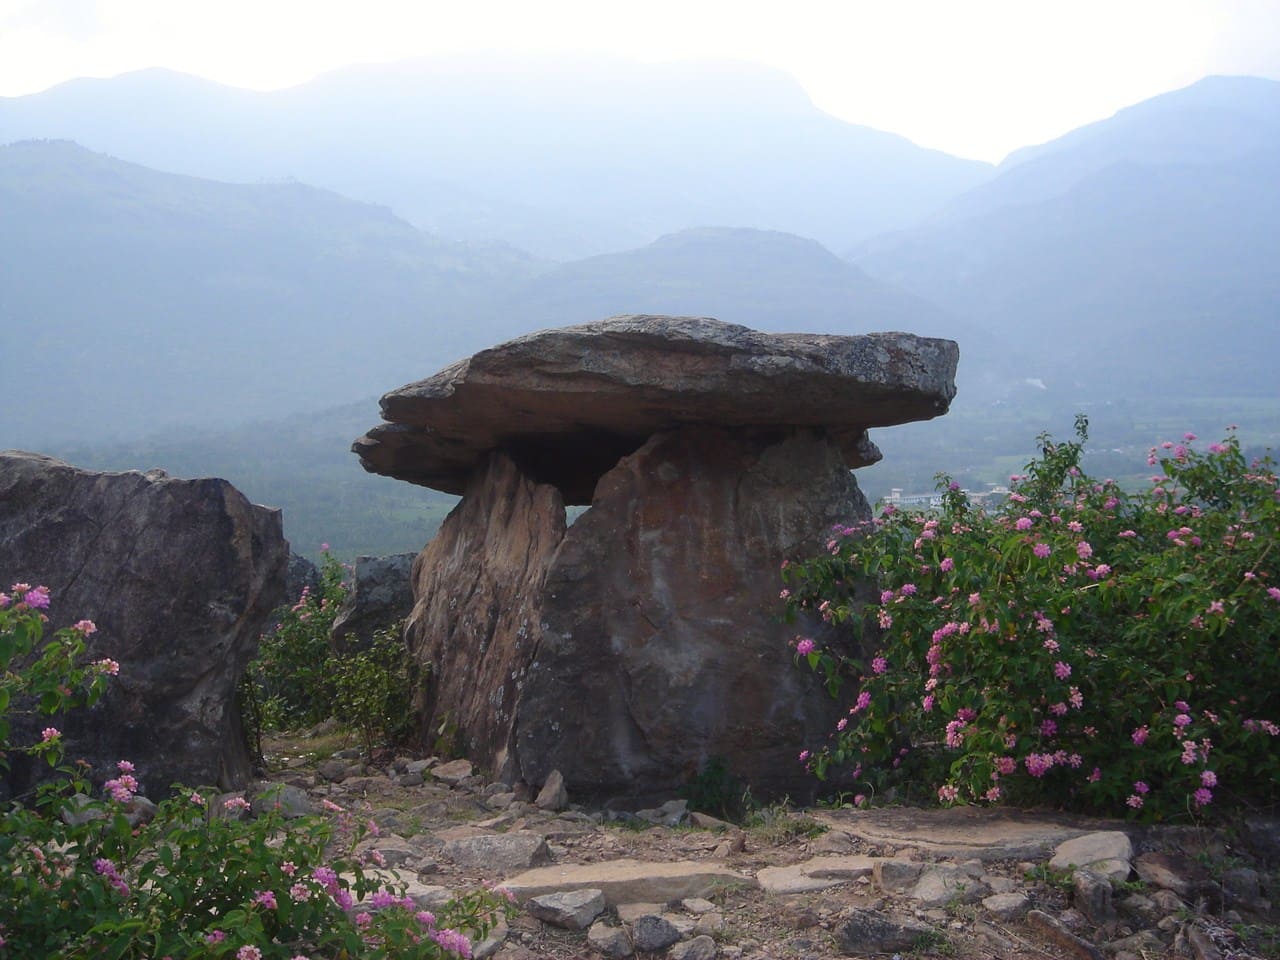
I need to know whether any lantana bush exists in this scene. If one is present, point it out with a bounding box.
[784,418,1279,821]
[0,585,510,957]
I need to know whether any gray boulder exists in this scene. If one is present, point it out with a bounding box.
[330,552,416,651]
[354,315,956,502]
[0,452,287,798]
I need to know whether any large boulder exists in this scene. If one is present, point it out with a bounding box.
[0,452,287,799]
[354,315,956,503]
[516,426,869,800]
[360,316,958,802]
[330,552,417,652]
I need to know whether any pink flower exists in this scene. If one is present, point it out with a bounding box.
[355,912,373,928]
[290,883,312,902]
[41,727,60,742]
[72,619,97,635]
[1076,541,1093,560]
[23,586,51,609]
[899,583,917,596]
[1193,787,1213,806]
[921,694,935,713]
[224,796,251,813]
[95,658,120,675]
[205,930,226,944]
[853,690,872,713]
[1174,713,1192,728]
[795,637,815,656]
[1119,529,1137,538]
[1033,542,1051,558]
[871,656,888,674]
[880,589,894,604]
[937,784,959,803]
[237,947,263,960]
[1200,770,1217,787]
[939,557,954,572]
[1014,517,1033,531]
[190,791,205,806]
[1053,661,1072,680]
[1133,780,1150,794]
[1126,794,1144,809]
[798,750,810,762]
[253,890,277,910]
[1267,587,1280,602]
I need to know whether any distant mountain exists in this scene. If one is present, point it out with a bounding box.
[854,77,1280,398]
[0,55,993,259]
[0,140,540,445]
[939,75,1280,222]
[505,225,989,352]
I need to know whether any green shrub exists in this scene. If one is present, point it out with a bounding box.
[328,623,416,757]
[783,418,1280,821]
[243,550,350,740]
[0,584,511,958]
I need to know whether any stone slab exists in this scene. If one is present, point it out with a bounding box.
[499,859,755,905]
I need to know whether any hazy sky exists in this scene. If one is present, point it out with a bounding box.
[2,0,1277,161]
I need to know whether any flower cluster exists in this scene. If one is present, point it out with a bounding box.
[783,419,1280,821]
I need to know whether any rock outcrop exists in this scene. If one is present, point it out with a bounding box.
[355,316,958,802]
[330,552,417,652]
[0,452,287,798]
[354,315,955,503]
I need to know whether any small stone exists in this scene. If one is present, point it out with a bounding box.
[397,771,425,787]
[486,792,516,811]
[669,935,717,960]
[443,832,552,872]
[1050,832,1132,881]
[632,915,681,952]
[1117,894,1160,925]
[1073,869,1116,925]
[908,865,987,907]
[432,759,474,785]
[474,919,509,959]
[985,876,1018,894]
[587,920,633,958]
[811,830,855,854]
[526,888,605,930]
[1026,909,1105,960]
[835,907,938,955]
[406,758,435,775]
[983,892,1030,921]
[535,769,569,811]
[693,912,724,936]
[689,811,735,831]
[636,798,688,827]
[1106,930,1166,956]
[251,783,315,819]
[1150,889,1186,913]
[123,795,158,827]
[874,859,923,893]
[1133,851,1205,897]
[318,759,348,782]
[682,898,717,914]
[617,903,665,923]
[1221,866,1261,905]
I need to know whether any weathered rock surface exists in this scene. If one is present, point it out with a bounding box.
[0,452,286,798]
[499,859,754,905]
[354,315,957,502]
[525,888,605,930]
[517,426,870,801]
[329,552,416,651]
[405,453,565,780]
[367,317,957,802]
[836,907,938,955]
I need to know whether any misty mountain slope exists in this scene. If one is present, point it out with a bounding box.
[933,75,1280,224]
[0,140,537,445]
[0,55,993,259]
[508,226,963,332]
[856,149,1280,396]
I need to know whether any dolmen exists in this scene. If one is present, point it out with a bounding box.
[354,316,958,804]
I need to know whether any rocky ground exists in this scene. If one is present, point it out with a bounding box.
[250,732,1279,960]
